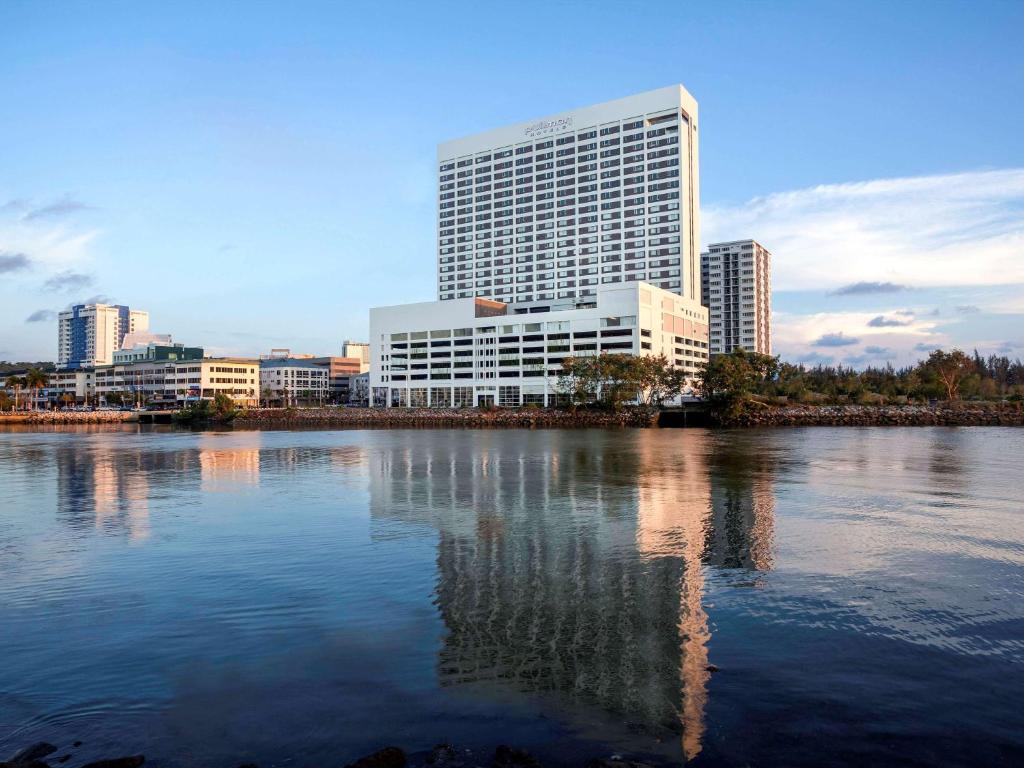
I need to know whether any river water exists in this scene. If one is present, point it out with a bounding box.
[0,426,1022,767]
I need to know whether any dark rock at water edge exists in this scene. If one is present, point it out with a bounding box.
[424,745,464,767]
[345,746,407,768]
[80,757,145,768]
[5,743,58,767]
[492,746,542,768]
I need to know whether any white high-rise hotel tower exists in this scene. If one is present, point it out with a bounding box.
[369,86,710,408]
[436,85,701,311]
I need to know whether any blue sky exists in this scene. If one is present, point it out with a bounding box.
[1,0,1022,366]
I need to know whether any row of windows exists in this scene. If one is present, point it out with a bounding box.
[438,120,679,173]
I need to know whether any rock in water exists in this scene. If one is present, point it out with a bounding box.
[8,743,58,765]
[344,747,407,768]
[492,746,541,768]
[80,757,145,768]
[426,745,459,766]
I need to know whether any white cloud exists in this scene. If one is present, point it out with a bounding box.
[704,169,1024,290]
[773,309,947,366]
[0,202,99,270]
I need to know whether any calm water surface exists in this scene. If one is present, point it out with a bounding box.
[0,426,1022,767]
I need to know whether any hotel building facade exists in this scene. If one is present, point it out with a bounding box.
[370,85,709,408]
[436,85,701,311]
[700,239,772,355]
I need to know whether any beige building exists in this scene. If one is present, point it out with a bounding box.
[94,358,259,407]
[700,239,771,355]
[48,368,97,404]
[342,341,370,372]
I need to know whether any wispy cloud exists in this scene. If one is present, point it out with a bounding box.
[867,314,913,327]
[0,196,100,271]
[21,195,93,222]
[812,332,860,347]
[955,304,981,313]
[25,309,57,323]
[43,270,94,292]
[80,294,115,305]
[704,169,1024,290]
[864,345,892,356]
[830,281,908,296]
[0,251,32,273]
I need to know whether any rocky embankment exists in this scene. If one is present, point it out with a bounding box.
[0,411,138,424]
[2,742,657,768]
[724,402,1024,427]
[235,406,660,429]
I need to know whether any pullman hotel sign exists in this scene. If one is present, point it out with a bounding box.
[523,116,574,138]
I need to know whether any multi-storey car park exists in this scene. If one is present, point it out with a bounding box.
[436,85,701,312]
[369,282,708,408]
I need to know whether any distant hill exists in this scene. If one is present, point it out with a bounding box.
[0,361,57,375]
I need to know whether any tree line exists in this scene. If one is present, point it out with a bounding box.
[2,369,50,411]
[698,348,1024,419]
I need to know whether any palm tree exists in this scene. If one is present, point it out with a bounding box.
[5,375,24,411]
[24,368,49,411]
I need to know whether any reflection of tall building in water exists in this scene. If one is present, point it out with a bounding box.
[92,449,150,540]
[198,435,261,492]
[55,441,186,539]
[704,444,776,572]
[368,433,776,761]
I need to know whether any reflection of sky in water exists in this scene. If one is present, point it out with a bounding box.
[0,426,1021,767]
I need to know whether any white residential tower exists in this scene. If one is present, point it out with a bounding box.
[700,240,771,355]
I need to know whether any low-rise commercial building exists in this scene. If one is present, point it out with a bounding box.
[259,359,330,406]
[94,358,259,407]
[369,282,708,408]
[350,372,369,405]
[48,368,97,405]
[113,341,203,365]
[307,356,364,403]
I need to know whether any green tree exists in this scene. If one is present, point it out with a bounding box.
[4,375,24,411]
[212,392,238,421]
[557,356,599,408]
[697,349,780,420]
[24,368,49,411]
[919,349,974,400]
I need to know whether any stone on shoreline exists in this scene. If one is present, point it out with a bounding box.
[492,746,541,768]
[344,746,407,768]
[80,756,145,768]
[6,744,57,766]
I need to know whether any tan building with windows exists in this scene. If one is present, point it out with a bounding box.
[93,358,259,407]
